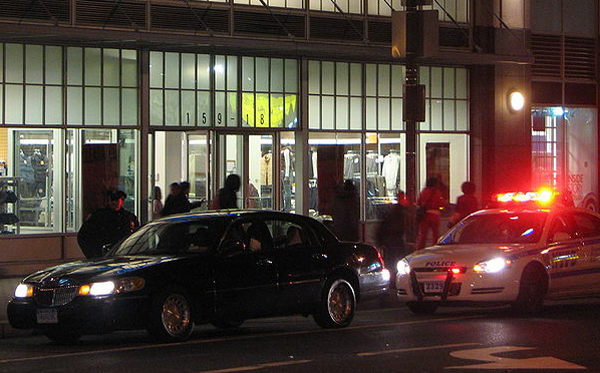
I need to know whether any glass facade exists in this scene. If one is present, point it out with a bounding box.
[532,107,598,210]
[0,41,472,236]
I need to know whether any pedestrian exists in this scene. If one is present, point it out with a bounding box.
[210,174,241,209]
[416,177,445,250]
[152,186,163,220]
[377,190,409,270]
[331,179,360,242]
[449,181,479,227]
[161,182,190,216]
[180,181,205,210]
[77,190,139,259]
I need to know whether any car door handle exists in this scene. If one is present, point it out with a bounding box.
[256,258,273,266]
[312,253,328,260]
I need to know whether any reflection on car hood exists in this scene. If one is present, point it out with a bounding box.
[405,243,537,267]
[24,256,182,286]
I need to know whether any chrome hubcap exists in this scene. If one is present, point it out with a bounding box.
[161,294,191,336]
[327,281,353,324]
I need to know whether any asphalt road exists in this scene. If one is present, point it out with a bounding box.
[1,300,599,373]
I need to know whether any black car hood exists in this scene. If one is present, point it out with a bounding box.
[24,256,184,286]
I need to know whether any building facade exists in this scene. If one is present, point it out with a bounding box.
[0,0,597,289]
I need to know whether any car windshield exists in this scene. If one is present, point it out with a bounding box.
[439,212,548,245]
[111,219,225,256]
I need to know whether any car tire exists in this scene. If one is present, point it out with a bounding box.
[314,278,356,329]
[407,301,438,315]
[44,330,81,345]
[147,290,195,343]
[512,265,547,315]
[211,318,244,329]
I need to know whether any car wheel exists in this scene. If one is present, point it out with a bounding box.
[44,330,81,345]
[512,265,547,315]
[147,291,194,342]
[407,301,438,315]
[314,278,356,329]
[211,318,244,329]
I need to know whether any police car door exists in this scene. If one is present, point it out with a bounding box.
[571,211,600,293]
[544,212,586,297]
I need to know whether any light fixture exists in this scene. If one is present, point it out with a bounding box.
[508,90,525,112]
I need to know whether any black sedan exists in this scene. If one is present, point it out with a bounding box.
[8,210,390,343]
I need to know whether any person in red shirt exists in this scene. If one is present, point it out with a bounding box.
[449,181,479,227]
[416,177,445,250]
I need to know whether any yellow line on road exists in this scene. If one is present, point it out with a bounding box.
[0,315,484,365]
[358,342,481,357]
[197,359,312,373]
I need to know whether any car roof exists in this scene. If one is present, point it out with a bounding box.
[158,209,305,223]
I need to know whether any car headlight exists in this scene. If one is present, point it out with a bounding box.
[473,258,512,273]
[78,277,145,297]
[396,260,411,276]
[14,284,34,298]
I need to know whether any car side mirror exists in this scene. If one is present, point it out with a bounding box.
[551,232,571,243]
[220,240,246,257]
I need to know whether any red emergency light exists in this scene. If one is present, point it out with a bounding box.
[495,188,556,206]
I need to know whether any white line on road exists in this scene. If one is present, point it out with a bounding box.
[357,343,480,357]
[0,315,484,365]
[197,359,312,373]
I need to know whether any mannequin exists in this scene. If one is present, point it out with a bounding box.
[343,149,360,180]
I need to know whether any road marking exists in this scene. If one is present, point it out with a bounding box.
[0,315,483,365]
[358,343,480,357]
[445,346,587,370]
[197,359,312,373]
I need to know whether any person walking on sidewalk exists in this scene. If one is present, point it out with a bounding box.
[416,177,445,250]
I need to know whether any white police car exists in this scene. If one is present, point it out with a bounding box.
[396,190,600,315]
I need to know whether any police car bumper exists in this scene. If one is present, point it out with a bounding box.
[7,294,150,334]
[395,269,520,304]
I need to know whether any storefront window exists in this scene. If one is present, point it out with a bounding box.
[420,66,468,132]
[365,133,405,220]
[310,0,362,13]
[308,132,361,218]
[366,64,404,131]
[1,129,62,234]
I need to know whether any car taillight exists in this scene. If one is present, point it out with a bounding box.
[376,248,386,269]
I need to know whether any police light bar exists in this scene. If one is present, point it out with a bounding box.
[495,189,556,205]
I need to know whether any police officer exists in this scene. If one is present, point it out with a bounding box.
[77,190,139,259]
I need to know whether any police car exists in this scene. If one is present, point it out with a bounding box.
[396,189,600,315]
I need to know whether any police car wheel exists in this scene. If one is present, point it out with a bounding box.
[512,265,547,315]
[211,318,244,329]
[44,330,81,345]
[407,301,438,315]
[147,290,195,342]
[314,278,356,329]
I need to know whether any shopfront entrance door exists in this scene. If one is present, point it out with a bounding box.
[150,130,210,219]
[217,133,274,210]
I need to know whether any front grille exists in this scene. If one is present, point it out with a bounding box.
[34,286,79,307]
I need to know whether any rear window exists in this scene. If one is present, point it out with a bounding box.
[439,212,548,245]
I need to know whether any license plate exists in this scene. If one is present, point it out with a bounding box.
[36,308,58,324]
[422,282,445,293]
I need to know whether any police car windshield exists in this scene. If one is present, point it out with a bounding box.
[111,219,225,256]
[439,212,548,245]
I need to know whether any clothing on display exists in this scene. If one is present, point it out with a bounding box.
[0,177,20,234]
[281,147,294,212]
[343,150,360,180]
[366,151,379,176]
[31,149,49,197]
[260,151,273,185]
[382,150,401,196]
